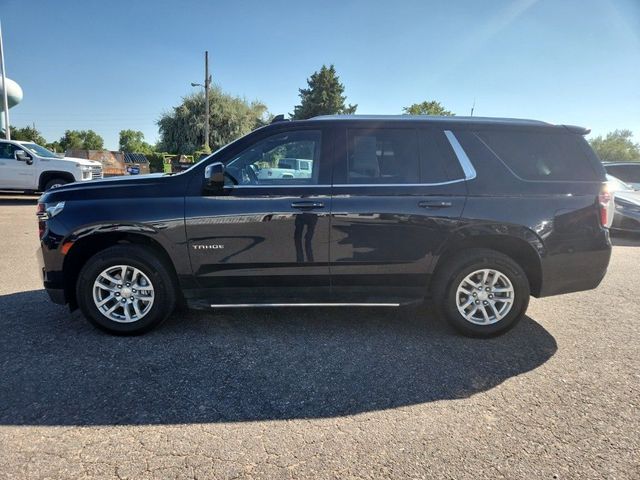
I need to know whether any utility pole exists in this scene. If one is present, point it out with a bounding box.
[0,21,11,140]
[204,51,210,151]
[470,98,476,117]
[191,51,212,151]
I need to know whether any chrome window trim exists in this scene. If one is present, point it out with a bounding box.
[228,180,466,189]
[332,179,465,187]
[444,130,477,181]
[227,184,331,189]
[226,130,476,189]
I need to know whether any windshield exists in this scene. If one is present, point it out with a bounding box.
[21,143,60,159]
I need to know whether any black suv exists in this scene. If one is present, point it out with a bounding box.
[37,115,612,337]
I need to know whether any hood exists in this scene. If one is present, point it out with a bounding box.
[60,156,102,167]
[40,172,170,203]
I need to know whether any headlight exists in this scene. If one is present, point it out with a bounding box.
[36,202,65,237]
[36,200,65,221]
[47,201,65,218]
[79,165,92,172]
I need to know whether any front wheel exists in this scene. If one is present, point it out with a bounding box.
[76,245,176,335]
[432,249,530,337]
[44,178,69,191]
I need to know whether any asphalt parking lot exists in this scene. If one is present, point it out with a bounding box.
[0,194,638,479]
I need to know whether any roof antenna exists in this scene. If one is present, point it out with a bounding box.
[470,98,476,117]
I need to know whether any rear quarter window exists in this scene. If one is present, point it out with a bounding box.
[476,129,602,181]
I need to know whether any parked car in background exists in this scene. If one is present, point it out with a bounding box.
[603,162,640,190]
[607,174,640,234]
[256,158,313,180]
[36,115,612,337]
[0,140,102,192]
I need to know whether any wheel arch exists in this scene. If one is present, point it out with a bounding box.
[38,171,76,190]
[431,229,544,297]
[62,231,180,309]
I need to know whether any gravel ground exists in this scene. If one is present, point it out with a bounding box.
[0,194,638,479]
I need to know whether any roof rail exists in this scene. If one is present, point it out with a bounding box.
[271,114,288,124]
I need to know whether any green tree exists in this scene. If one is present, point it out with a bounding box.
[10,125,47,145]
[59,129,104,151]
[157,86,268,155]
[119,129,153,153]
[589,130,640,162]
[46,141,63,153]
[403,100,454,116]
[291,65,357,120]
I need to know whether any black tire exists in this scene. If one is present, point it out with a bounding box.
[432,248,530,338]
[44,178,69,191]
[76,244,177,335]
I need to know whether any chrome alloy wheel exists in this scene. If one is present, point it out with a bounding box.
[92,265,155,323]
[455,268,515,325]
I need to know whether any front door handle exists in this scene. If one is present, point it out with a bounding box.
[418,200,453,209]
[291,201,324,209]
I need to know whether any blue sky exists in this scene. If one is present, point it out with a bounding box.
[2,0,639,150]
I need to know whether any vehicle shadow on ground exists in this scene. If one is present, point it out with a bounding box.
[0,193,39,205]
[0,289,557,426]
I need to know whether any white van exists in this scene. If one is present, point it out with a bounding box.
[0,140,102,192]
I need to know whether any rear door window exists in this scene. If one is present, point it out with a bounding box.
[476,130,601,181]
[418,130,464,183]
[346,129,419,184]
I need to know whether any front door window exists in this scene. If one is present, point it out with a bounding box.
[224,130,321,186]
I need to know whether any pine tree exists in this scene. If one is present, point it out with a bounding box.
[292,65,357,120]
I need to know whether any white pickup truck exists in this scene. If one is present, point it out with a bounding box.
[0,139,102,192]
[256,158,313,180]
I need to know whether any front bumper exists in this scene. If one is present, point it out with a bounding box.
[37,235,67,305]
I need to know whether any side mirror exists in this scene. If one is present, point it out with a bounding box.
[204,162,225,191]
[15,150,33,165]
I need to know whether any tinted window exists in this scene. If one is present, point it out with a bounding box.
[418,130,463,183]
[605,165,640,183]
[347,129,418,184]
[225,130,321,186]
[476,130,600,181]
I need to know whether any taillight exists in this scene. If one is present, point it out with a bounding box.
[598,190,612,228]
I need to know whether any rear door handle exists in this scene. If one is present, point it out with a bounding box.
[291,201,325,209]
[418,200,453,209]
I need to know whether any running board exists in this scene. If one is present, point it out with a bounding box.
[209,302,401,308]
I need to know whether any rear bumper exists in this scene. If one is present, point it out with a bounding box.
[537,233,612,297]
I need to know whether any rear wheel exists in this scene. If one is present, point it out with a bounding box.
[432,249,530,337]
[76,245,176,335]
[44,178,69,191]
